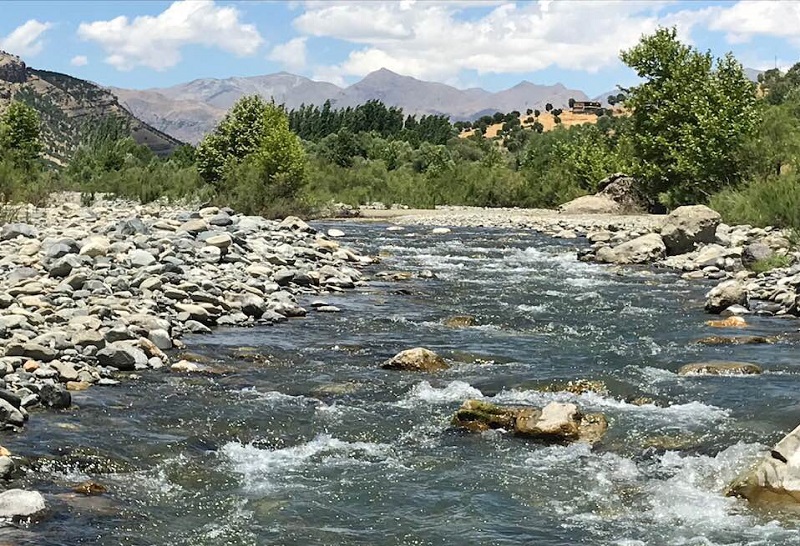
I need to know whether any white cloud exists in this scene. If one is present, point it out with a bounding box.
[293,1,713,84]
[708,1,800,46]
[77,0,263,71]
[268,37,307,71]
[70,55,89,67]
[0,19,53,57]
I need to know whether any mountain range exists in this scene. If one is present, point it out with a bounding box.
[0,51,180,164]
[112,68,602,144]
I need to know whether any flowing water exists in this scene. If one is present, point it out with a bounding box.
[5,223,800,545]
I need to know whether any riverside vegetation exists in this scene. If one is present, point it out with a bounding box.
[0,28,798,229]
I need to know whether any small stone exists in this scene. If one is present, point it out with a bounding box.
[327,228,345,238]
[678,361,763,376]
[171,360,200,372]
[66,381,90,392]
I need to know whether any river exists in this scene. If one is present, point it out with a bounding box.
[4,222,800,545]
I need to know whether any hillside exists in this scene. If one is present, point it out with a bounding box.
[461,108,625,139]
[113,69,592,143]
[0,51,181,165]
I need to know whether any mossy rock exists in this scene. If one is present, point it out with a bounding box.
[678,361,763,376]
[537,379,608,396]
[443,315,476,328]
[694,335,771,346]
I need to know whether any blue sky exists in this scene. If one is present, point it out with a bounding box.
[1,1,798,96]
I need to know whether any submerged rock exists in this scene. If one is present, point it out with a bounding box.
[72,481,107,496]
[728,422,800,506]
[537,379,608,395]
[677,361,763,376]
[451,399,607,444]
[705,316,748,328]
[694,335,771,345]
[443,315,476,328]
[383,347,449,372]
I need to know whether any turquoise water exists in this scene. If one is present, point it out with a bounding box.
[5,223,800,545]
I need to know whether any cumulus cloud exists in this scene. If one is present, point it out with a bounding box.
[268,37,307,71]
[293,1,712,84]
[70,55,89,67]
[708,1,800,45]
[77,0,263,71]
[0,19,53,57]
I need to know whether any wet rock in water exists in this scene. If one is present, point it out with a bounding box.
[677,361,763,376]
[382,347,449,372]
[327,228,345,238]
[660,205,721,255]
[0,489,46,520]
[694,335,771,345]
[537,379,608,395]
[452,400,607,444]
[170,360,201,373]
[705,316,748,328]
[594,233,666,265]
[728,422,800,506]
[72,481,107,496]
[443,315,476,328]
[39,384,72,409]
[704,280,748,314]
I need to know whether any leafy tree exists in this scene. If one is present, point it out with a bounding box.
[607,95,617,106]
[526,108,533,116]
[196,95,306,213]
[0,101,43,166]
[545,103,553,112]
[615,92,626,104]
[568,98,576,108]
[534,109,541,117]
[620,27,759,206]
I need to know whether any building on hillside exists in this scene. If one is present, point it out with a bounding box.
[571,101,602,114]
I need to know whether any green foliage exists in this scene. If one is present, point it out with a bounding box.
[196,95,307,214]
[620,27,759,207]
[0,101,43,167]
[709,174,800,230]
[749,254,792,274]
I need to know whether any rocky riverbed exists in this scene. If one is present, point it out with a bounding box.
[0,199,374,520]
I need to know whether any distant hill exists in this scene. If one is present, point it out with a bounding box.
[0,51,180,165]
[113,69,593,143]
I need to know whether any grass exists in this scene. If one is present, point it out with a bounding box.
[748,254,792,274]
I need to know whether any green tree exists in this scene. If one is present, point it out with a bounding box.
[620,27,759,206]
[568,98,575,108]
[0,101,43,166]
[196,95,306,213]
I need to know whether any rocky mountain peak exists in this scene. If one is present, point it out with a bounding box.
[0,51,28,84]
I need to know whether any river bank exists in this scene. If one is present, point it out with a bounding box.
[0,198,375,517]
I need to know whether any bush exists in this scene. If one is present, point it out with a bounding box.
[709,174,800,230]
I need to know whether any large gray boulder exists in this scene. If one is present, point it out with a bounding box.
[594,233,666,265]
[660,205,721,255]
[596,173,650,213]
[558,195,621,215]
[742,243,774,268]
[96,342,149,371]
[705,280,748,314]
[728,422,800,506]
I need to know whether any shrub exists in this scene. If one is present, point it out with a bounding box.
[709,174,800,230]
